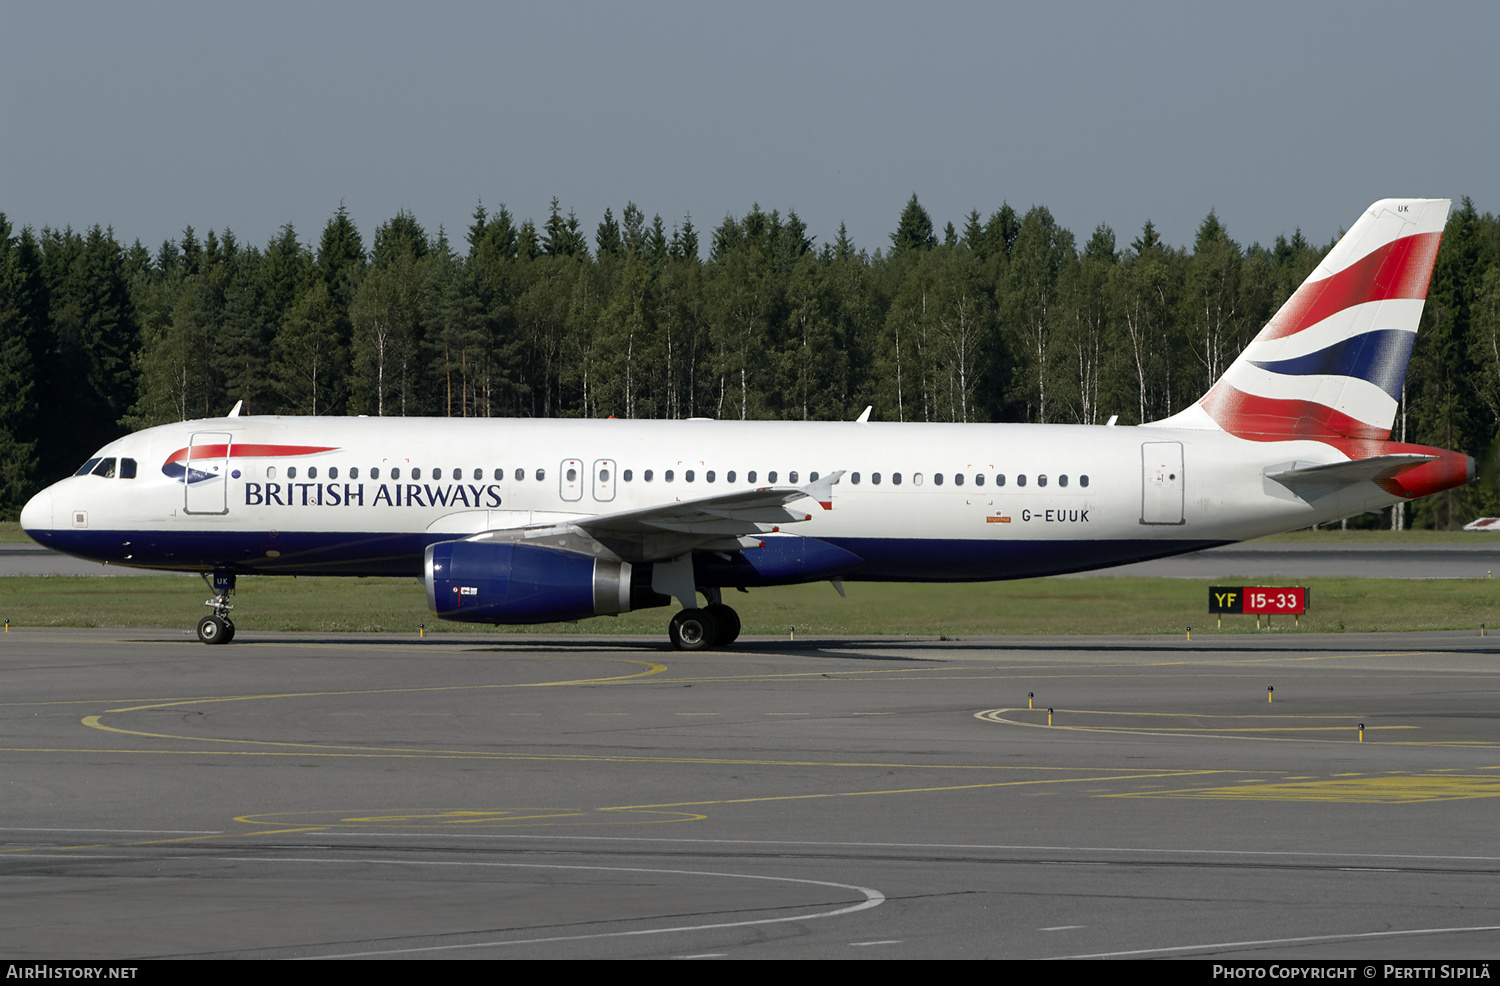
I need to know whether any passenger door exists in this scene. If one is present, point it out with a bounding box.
[184,432,231,515]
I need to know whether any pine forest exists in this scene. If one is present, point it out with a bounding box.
[2,194,1498,528]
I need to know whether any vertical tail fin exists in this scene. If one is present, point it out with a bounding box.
[1154,198,1449,441]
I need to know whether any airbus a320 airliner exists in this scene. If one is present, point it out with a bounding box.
[20,199,1471,648]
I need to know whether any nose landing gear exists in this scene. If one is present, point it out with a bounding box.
[197,571,236,645]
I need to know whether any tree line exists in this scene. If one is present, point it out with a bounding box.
[2,194,1498,527]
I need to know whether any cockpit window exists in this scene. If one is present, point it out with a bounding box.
[75,458,101,476]
[91,458,117,478]
[119,458,137,479]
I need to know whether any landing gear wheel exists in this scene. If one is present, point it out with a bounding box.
[704,604,740,646]
[199,571,237,646]
[197,615,230,645]
[669,608,720,651]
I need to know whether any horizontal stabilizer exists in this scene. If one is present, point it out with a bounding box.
[1264,454,1435,501]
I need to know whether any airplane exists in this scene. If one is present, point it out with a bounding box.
[19,198,1471,649]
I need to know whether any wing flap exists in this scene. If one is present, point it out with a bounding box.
[577,471,843,539]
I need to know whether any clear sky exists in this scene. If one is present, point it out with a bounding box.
[4,1,1496,257]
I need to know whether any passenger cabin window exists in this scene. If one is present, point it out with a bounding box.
[494,468,504,481]
[267,466,278,480]
[1059,474,1068,487]
[768,471,777,483]
[1038,474,1047,487]
[872,472,881,484]
[974,474,984,486]
[665,469,675,482]
[308,466,318,479]
[748,471,757,483]
[390,467,400,480]
[412,468,422,480]
[934,473,944,486]
[996,474,1005,486]
[328,466,338,480]
[287,466,297,479]
[789,471,798,483]
[706,470,715,483]
[1016,474,1026,487]
[892,473,903,485]
[727,471,736,483]
[350,467,359,480]
[370,467,379,479]
[851,472,861,484]
[1080,475,1090,488]
[535,468,545,481]
[644,469,654,481]
[686,470,695,482]
[623,469,633,481]
[954,473,963,486]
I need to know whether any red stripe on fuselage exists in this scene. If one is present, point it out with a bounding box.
[164,444,338,464]
[1259,231,1441,341]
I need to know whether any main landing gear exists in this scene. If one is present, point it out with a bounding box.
[197,571,236,645]
[666,588,742,651]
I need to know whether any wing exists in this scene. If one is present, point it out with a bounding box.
[464,471,845,563]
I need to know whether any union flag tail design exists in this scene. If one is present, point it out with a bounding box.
[1160,198,1449,442]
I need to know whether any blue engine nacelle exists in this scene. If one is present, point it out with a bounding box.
[426,540,663,624]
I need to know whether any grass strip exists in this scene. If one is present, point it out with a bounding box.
[1,573,1495,636]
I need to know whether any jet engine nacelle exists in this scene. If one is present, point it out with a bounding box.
[425,540,664,625]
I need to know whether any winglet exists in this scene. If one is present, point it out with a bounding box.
[800,470,845,510]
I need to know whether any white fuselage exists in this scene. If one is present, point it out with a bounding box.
[21,415,1396,581]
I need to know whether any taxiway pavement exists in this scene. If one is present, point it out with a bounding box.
[4,628,1500,959]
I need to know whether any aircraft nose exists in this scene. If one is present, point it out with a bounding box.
[20,487,53,534]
